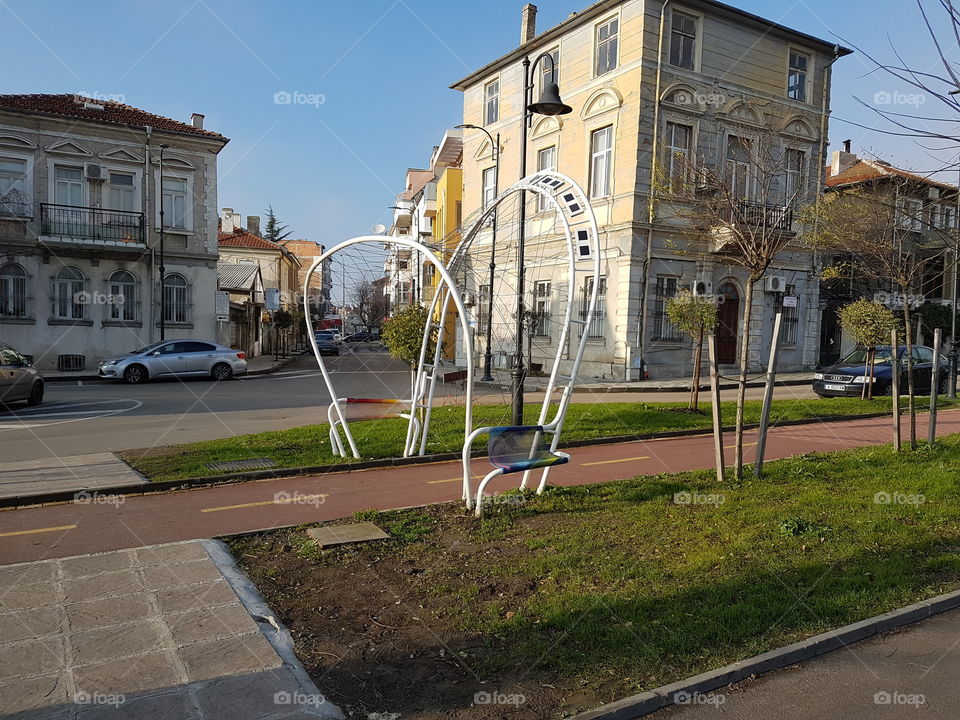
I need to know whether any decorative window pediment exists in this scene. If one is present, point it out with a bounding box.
[152,155,195,170]
[100,147,144,164]
[781,115,816,140]
[581,87,622,121]
[531,116,562,140]
[47,140,92,157]
[0,134,36,150]
[721,100,766,127]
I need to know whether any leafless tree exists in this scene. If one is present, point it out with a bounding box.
[352,280,389,331]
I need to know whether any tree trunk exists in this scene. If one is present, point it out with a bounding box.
[734,280,755,480]
[691,327,703,411]
[901,304,917,449]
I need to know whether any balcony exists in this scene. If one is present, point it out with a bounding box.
[40,203,145,247]
[721,199,793,232]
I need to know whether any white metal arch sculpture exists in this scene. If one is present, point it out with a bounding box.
[302,235,475,460]
[409,170,602,514]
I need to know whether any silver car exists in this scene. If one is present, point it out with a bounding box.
[0,342,44,405]
[98,340,248,384]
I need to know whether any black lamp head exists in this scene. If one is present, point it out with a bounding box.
[528,82,573,117]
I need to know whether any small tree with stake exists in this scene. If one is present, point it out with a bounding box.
[836,299,897,400]
[666,290,719,410]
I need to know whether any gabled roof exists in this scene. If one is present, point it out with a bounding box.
[0,94,228,142]
[826,159,958,192]
[217,262,261,292]
[218,228,283,251]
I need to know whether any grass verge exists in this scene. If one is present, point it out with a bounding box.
[228,435,960,719]
[121,396,953,482]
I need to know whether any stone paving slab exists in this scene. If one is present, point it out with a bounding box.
[0,452,146,499]
[306,521,389,547]
[0,539,342,719]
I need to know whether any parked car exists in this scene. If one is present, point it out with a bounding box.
[813,345,948,398]
[98,340,247,384]
[314,332,340,356]
[344,332,374,343]
[330,330,343,344]
[0,342,43,406]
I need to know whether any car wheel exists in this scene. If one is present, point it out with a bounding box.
[211,362,233,381]
[123,364,147,384]
[26,381,43,406]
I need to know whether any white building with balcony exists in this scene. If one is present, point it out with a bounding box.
[0,94,228,371]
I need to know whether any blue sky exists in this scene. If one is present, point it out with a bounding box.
[3,0,956,251]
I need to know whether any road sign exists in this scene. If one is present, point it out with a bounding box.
[216,291,230,322]
[265,288,280,311]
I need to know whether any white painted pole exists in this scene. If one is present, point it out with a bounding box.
[891,328,901,452]
[929,327,942,445]
[708,333,725,483]
[754,311,783,478]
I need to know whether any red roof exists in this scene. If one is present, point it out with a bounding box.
[218,229,283,251]
[827,159,956,192]
[0,94,227,142]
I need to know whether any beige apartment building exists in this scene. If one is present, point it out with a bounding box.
[452,1,850,379]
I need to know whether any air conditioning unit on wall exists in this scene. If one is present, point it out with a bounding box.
[85,163,102,180]
[692,278,713,297]
[764,275,787,293]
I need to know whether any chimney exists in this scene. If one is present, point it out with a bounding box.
[521,3,537,44]
[191,113,204,129]
[220,208,238,233]
[842,139,851,153]
[247,215,261,236]
[831,143,859,178]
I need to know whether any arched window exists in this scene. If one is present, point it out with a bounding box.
[162,273,189,324]
[0,262,27,318]
[108,270,138,321]
[53,266,86,320]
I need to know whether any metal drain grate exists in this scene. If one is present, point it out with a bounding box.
[206,457,278,472]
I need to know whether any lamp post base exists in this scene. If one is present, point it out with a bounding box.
[480,352,494,383]
[510,358,525,426]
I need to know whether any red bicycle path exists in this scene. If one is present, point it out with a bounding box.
[1,410,957,566]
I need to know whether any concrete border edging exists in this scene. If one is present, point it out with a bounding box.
[569,588,960,720]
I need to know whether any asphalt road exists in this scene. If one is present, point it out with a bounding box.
[0,345,817,462]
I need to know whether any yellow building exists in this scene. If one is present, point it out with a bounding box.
[451,1,850,379]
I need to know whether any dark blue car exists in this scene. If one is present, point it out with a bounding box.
[813,345,948,397]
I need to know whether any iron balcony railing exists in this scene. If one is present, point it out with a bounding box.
[722,200,793,232]
[40,203,145,243]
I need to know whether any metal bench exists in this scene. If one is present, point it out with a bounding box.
[328,398,420,458]
[464,425,569,517]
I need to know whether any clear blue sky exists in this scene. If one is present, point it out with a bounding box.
[3,0,955,249]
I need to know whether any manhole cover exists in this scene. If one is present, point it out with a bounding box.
[207,457,278,472]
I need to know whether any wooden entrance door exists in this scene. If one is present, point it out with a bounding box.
[716,282,740,365]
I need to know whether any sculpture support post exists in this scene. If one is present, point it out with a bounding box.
[930,327,942,445]
[708,333,725,483]
[754,311,782,478]
[891,328,901,452]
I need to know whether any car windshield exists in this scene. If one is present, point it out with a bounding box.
[841,347,898,365]
[129,342,165,354]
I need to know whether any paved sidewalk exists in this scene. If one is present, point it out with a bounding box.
[0,540,341,719]
[651,605,960,719]
[0,453,145,500]
[477,368,814,393]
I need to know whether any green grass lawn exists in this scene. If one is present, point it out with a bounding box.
[228,436,960,718]
[120,396,953,482]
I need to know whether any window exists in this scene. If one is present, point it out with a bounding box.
[929,204,942,231]
[54,165,83,206]
[595,17,618,76]
[0,157,29,217]
[184,341,216,352]
[0,263,27,318]
[590,126,613,199]
[53,267,86,320]
[108,270,138,322]
[898,198,923,231]
[787,51,809,102]
[482,166,497,209]
[477,284,490,332]
[781,285,798,344]
[726,136,753,199]
[943,204,957,230]
[484,79,499,125]
[653,277,683,342]
[161,177,187,229]
[533,280,551,337]
[915,346,935,363]
[922,256,946,299]
[536,146,556,210]
[665,122,692,193]
[670,11,697,70]
[580,276,606,339]
[107,172,135,212]
[162,273,189,324]
[783,149,805,205]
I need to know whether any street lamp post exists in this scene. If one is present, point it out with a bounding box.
[511,51,572,425]
[456,124,500,382]
[158,144,168,341]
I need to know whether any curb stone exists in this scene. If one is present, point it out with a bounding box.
[569,588,960,719]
